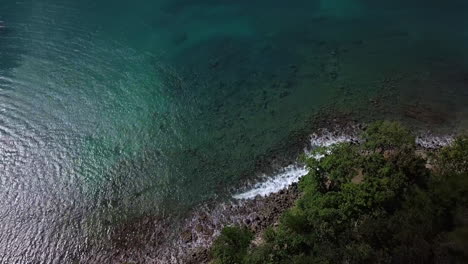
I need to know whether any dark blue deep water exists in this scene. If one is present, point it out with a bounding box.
[1,0,468,262]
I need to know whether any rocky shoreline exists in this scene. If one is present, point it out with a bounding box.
[93,115,362,264]
[179,122,455,264]
[182,183,300,264]
[177,119,362,263]
[99,113,457,264]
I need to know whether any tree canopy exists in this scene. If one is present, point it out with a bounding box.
[212,122,468,264]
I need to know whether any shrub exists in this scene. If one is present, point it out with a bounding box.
[211,122,468,264]
[212,226,253,264]
[362,121,414,150]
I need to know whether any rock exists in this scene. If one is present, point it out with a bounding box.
[185,248,210,264]
[205,227,214,237]
[181,231,193,243]
[195,224,204,233]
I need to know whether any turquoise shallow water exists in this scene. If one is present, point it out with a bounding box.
[1,0,468,262]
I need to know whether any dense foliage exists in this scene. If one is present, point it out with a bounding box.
[212,226,254,264]
[212,122,468,264]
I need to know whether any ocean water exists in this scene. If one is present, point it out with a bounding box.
[1,0,468,262]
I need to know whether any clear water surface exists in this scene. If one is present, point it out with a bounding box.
[1,0,468,262]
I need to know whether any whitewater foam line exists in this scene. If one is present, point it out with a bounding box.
[234,130,357,200]
[416,134,454,149]
[233,164,308,200]
[233,129,454,200]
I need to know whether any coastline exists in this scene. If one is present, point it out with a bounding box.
[2,1,468,263]
[179,120,456,264]
[97,109,459,264]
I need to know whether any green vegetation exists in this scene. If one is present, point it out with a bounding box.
[212,122,468,264]
[212,226,254,264]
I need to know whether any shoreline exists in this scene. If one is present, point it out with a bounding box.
[100,112,458,264]
[179,121,456,264]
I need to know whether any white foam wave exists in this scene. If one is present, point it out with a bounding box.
[233,129,454,200]
[416,134,454,149]
[234,131,356,200]
[308,132,356,148]
[233,164,308,199]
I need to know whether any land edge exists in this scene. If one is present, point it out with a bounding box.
[182,119,454,264]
